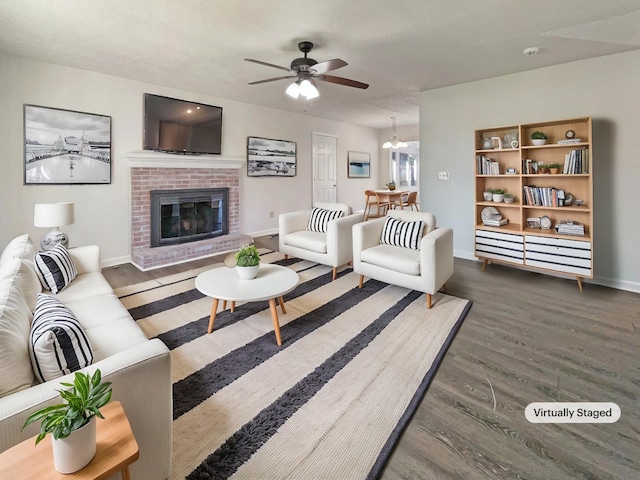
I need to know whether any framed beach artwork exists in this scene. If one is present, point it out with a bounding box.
[347,151,370,178]
[247,136,297,177]
[24,104,112,184]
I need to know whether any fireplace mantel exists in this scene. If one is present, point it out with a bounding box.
[126,151,245,170]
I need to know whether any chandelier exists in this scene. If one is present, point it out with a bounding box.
[382,117,408,149]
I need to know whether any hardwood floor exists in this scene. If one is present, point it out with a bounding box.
[103,237,640,480]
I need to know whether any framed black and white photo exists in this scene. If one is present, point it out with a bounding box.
[247,136,296,177]
[347,151,370,178]
[24,104,112,185]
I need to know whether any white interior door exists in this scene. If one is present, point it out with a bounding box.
[312,133,337,203]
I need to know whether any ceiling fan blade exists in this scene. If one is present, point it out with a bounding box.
[248,75,297,85]
[311,58,348,74]
[244,58,291,72]
[317,74,369,89]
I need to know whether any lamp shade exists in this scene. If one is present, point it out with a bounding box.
[34,202,75,228]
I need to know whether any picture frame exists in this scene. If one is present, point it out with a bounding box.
[347,151,370,178]
[24,104,111,185]
[247,136,296,177]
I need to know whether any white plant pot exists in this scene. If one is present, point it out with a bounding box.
[492,193,504,203]
[483,192,493,201]
[531,139,547,146]
[52,417,96,474]
[236,265,259,280]
[504,197,515,204]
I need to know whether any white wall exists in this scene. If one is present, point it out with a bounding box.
[419,49,640,291]
[0,53,380,264]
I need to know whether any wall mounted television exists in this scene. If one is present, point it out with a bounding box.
[143,93,223,155]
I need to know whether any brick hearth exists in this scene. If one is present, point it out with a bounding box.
[128,152,248,270]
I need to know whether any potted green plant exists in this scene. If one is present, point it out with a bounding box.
[531,131,547,146]
[538,163,549,174]
[234,244,261,279]
[22,369,112,474]
[491,188,505,203]
[385,181,396,191]
[549,163,562,174]
[504,192,515,204]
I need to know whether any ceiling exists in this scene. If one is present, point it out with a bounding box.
[1,0,639,129]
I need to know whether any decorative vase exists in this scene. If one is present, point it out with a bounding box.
[236,265,259,280]
[483,191,493,201]
[531,139,547,146]
[492,193,504,203]
[51,417,96,474]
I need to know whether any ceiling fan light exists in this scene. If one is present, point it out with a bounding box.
[299,79,319,99]
[286,81,300,99]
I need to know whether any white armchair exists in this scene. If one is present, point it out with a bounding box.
[352,210,454,308]
[279,202,363,280]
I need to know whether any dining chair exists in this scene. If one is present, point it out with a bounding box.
[363,190,390,220]
[397,191,419,211]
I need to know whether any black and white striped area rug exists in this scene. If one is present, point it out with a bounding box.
[116,250,471,480]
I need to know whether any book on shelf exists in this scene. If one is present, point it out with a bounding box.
[483,218,508,227]
[555,222,585,236]
[557,138,582,144]
[562,149,589,174]
[476,155,500,175]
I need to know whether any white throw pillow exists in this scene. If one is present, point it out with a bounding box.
[380,216,425,250]
[0,257,42,312]
[0,234,37,266]
[30,294,93,383]
[306,207,343,233]
[34,245,78,294]
[0,278,35,397]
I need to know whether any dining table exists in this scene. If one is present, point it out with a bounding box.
[372,189,409,209]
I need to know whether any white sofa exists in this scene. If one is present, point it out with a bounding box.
[352,210,454,308]
[0,235,171,480]
[279,202,363,280]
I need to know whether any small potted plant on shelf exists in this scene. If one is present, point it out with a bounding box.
[235,244,261,279]
[21,369,112,474]
[492,189,505,203]
[538,163,549,174]
[531,131,547,146]
[504,192,515,204]
[549,163,562,174]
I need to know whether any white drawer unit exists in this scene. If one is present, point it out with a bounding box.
[475,230,524,265]
[525,235,592,277]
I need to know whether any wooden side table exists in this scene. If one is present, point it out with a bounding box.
[0,401,139,480]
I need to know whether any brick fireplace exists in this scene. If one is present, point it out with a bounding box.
[128,152,250,270]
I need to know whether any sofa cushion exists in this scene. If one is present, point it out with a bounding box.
[34,245,78,294]
[54,271,114,304]
[64,294,149,361]
[30,293,93,383]
[306,207,343,233]
[0,277,34,397]
[0,257,42,312]
[360,244,421,276]
[0,234,38,266]
[380,216,424,250]
[284,230,328,254]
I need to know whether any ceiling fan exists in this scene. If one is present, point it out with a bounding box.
[245,41,369,99]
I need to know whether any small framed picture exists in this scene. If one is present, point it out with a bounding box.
[347,151,370,178]
[247,136,297,177]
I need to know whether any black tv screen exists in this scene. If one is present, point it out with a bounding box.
[144,94,222,155]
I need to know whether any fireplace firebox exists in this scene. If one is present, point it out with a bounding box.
[150,188,229,247]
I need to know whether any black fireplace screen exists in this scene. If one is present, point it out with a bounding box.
[150,188,229,247]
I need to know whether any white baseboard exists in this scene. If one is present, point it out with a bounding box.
[248,228,279,238]
[102,255,130,268]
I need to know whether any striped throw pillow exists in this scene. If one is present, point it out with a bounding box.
[29,294,93,383]
[34,244,77,294]
[380,217,425,250]
[306,207,344,233]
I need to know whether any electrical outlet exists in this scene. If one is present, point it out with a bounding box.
[438,172,450,180]
[269,211,274,218]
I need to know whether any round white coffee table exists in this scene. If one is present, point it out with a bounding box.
[195,263,299,346]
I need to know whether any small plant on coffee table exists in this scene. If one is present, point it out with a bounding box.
[235,244,260,267]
